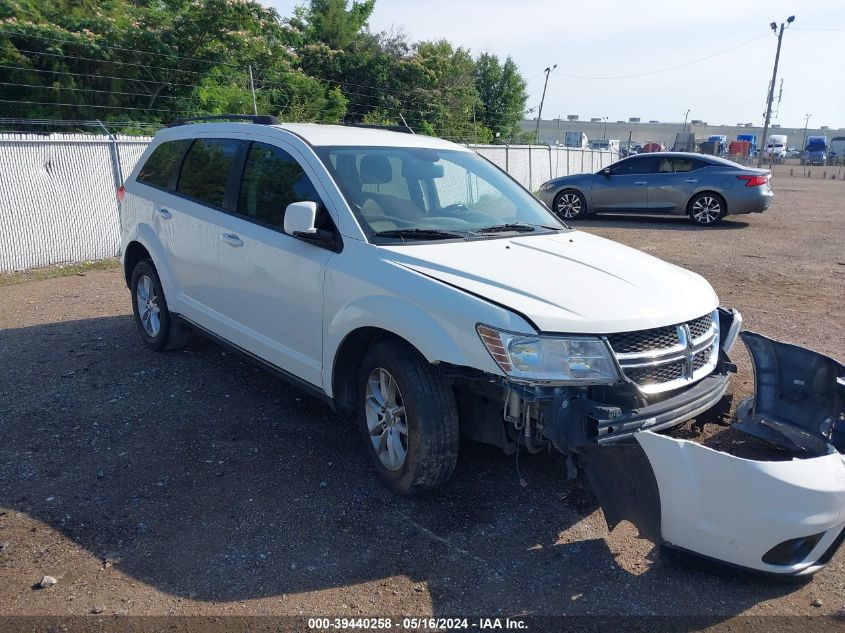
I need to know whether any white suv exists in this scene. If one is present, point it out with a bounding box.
[119,116,845,577]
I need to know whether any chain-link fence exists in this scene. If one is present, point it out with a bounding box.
[0,127,617,272]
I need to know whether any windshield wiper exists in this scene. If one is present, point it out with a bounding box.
[474,222,561,234]
[371,228,466,240]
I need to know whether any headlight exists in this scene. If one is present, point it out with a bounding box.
[539,181,556,192]
[477,325,620,383]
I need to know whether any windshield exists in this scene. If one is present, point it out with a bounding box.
[315,146,564,242]
[806,141,827,151]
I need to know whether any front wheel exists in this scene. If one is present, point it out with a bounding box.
[688,193,726,226]
[553,189,586,220]
[357,339,459,495]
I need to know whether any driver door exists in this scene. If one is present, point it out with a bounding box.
[590,155,657,211]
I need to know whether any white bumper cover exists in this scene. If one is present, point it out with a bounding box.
[636,430,845,575]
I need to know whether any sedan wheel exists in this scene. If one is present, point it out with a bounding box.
[553,190,586,219]
[689,194,725,226]
[136,274,161,338]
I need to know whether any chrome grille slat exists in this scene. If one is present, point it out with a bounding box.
[606,311,719,394]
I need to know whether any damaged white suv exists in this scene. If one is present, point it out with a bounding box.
[119,115,845,578]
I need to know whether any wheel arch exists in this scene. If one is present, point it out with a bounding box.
[687,189,728,215]
[121,225,177,298]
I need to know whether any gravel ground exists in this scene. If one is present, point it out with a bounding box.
[0,176,843,624]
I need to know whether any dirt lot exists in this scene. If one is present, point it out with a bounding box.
[0,176,843,626]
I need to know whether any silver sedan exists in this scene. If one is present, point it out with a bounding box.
[537,152,774,226]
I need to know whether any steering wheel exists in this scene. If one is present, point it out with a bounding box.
[440,203,473,214]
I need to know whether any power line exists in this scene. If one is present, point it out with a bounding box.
[0,27,247,69]
[0,64,209,89]
[0,98,192,115]
[552,32,769,80]
[10,48,208,76]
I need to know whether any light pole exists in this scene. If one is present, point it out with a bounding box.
[683,109,690,134]
[801,113,811,154]
[758,15,795,167]
[535,64,557,144]
[602,116,608,140]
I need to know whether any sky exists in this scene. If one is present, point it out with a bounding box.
[264,0,845,130]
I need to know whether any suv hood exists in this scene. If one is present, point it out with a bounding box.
[380,231,718,333]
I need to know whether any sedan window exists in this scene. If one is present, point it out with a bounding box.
[610,156,658,175]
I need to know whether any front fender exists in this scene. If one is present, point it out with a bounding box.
[323,293,504,398]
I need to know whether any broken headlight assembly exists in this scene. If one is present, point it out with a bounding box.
[477,325,619,384]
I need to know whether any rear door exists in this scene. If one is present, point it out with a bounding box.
[134,137,242,325]
[214,138,335,388]
[590,156,656,211]
[647,157,708,212]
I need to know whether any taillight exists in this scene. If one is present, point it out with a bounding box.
[116,185,125,203]
[738,175,769,187]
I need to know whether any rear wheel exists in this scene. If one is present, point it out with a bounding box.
[688,193,726,226]
[130,260,188,351]
[553,189,586,220]
[357,339,459,495]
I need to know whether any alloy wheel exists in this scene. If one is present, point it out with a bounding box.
[364,367,408,471]
[691,196,722,224]
[555,192,582,218]
[136,274,161,337]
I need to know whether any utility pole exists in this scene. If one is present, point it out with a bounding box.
[683,109,690,134]
[556,116,561,146]
[758,16,794,168]
[535,64,557,144]
[248,65,258,116]
[603,116,608,140]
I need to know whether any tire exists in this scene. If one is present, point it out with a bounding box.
[130,260,188,352]
[357,338,459,495]
[688,192,726,226]
[552,189,587,220]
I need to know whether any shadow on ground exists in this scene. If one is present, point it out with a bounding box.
[0,315,798,616]
[574,214,750,231]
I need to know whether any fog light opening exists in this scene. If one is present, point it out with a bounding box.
[762,533,824,566]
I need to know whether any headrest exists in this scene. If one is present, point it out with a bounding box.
[360,155,392,184]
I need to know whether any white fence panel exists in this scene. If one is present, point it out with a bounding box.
[0,136,619,271]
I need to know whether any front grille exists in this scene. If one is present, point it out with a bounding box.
[626,361,685,384]
[692,347,712,371]
[606,311,719,394]
[688,314,713,340]
[606,326,679,354]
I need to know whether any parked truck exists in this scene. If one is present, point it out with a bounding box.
[803,135,829,166]
[706,135,728,156]
[736,134,757,157]
[829,136,845,165]
[563,131,589,149]
[763,134,788,163]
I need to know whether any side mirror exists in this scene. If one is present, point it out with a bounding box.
[284,201,318,236]
[601,167,612,177]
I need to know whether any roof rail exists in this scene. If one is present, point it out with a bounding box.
[168,114,281,127]
[345,123,414,135]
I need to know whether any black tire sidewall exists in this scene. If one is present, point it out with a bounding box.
[356,340,455,495]
[688,193,726,226]
[130,260,172,351]
[553,189,586,220]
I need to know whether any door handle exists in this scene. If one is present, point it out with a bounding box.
[634,181,647,185]
[684,179,699,183]
[157,208,172,220]
[221,233,243,247]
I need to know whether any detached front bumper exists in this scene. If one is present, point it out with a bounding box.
[581,332,845,577]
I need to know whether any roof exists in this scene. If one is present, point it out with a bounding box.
[155,120,467,151]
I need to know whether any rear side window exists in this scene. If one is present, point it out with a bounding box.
[237,142,322,228]
[136,140,190,189]
[177,138,242,208]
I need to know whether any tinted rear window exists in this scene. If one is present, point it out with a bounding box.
[136,140,190,189]
[177,138,242,208]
